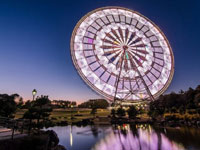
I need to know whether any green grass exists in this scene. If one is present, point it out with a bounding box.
[15,108,111,123]
[15,108,199,124]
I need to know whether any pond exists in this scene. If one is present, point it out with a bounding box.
[46,124,200,150]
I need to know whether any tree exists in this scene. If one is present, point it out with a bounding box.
[17,97,24,109]
[23,95,52,125]
[148,97,165,119]
[71,101,77,107]
[111,109,116,118]
[127,106,138,119]
[90,107,97,118]
[116,107,126,118]
[170,106,177,113]
[0,94,18,117]
[78,99,109,109]
[194,93,200,107]
[23,100,32,109]
[146,84,200,119]
[179,105,185,115]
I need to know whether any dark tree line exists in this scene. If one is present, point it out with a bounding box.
[78,99,109,109]
[51,100,76,109]
[148,85,200,119]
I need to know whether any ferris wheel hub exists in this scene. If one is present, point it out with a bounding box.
[122,45,128,51]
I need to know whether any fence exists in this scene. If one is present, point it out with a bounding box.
[0,117,30,140]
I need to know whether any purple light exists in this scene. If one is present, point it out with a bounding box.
[88,38,93,44]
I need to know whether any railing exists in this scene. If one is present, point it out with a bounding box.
[0,117,30,140]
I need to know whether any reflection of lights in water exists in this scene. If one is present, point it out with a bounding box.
[164,128,167,134]
[92,124,185,150]
[70,125,73,147]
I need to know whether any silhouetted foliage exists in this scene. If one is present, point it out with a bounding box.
[90,108,97,118]
[78,99,109,109]
[17,97,24,109]
[0,94,19,117]
[111,109,116,118]
[127,106,138,119]
[116,107,126,118]
[23,95,52,125]
[51,100,76,109]
[148,85,200,119]
[22,100,32,109]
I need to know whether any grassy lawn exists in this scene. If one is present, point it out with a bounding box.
[15,108,111,123]
[15,108,199,124]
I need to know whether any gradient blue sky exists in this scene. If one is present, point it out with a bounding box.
[0,0,200,102]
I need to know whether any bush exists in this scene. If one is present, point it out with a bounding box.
[187,109,196,114]
[127,106,138,119]
[116,107,126,118]
[0,94,18,117]
[179,106,185,114]
[170,106,177,113]
[111,109,116,118]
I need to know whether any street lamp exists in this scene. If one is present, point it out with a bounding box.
[32,89,37,100]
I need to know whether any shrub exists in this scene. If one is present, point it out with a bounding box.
[127,106,138,119]
[116,107,126,118]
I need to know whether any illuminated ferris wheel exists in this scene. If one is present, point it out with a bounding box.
[70,6,174,101]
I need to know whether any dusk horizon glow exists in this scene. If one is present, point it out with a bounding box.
[0,0,200,102]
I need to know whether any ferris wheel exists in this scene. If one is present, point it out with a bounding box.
[70,6,174,101]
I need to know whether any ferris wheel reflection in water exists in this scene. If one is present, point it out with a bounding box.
[92,124,185,150]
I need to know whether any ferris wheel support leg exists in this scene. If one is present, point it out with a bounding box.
[113,51,125,102]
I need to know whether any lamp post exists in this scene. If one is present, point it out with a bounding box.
[32,89,37,101]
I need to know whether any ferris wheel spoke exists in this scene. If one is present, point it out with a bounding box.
[125,28,129,43]
[107,51,121,63]
[131,52,147,61]
[101,45,119,49]
[106,33,121,44]
[102,38,120,46]
[111,29,123,43]
[129,37,142,46]
[129,53,143,67]
[131,43,146,48]
[118,27,124,43]
[127,32,136,44]
[103,49,121,57]
[130,49,149,55]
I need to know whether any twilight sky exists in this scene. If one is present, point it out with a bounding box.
[0,0,200,102]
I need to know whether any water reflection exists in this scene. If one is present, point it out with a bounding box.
[70,125,73,147]
[46,124,200,150]
[92,124,185,150]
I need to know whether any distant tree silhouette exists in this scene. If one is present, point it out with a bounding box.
[51,100,76,109]
[148,85,200,119]
[78,99,109,109]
